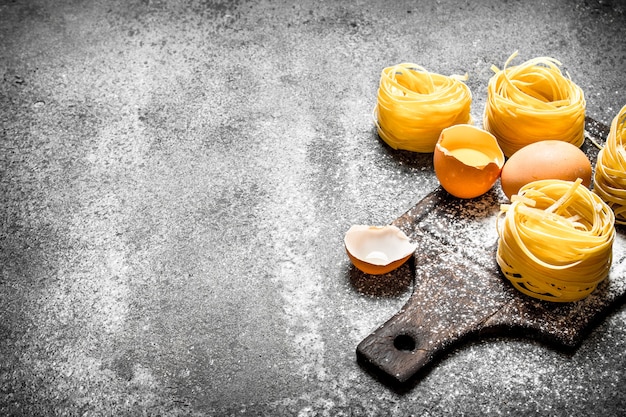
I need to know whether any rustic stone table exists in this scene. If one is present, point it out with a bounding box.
[1,0,625,415]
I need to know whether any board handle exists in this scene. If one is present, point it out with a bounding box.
[356,304,447,384]
[355,263,498,385]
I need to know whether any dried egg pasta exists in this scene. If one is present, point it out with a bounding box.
[374,63,472,153]
[497,179,615,302]
[484,51,586,157]
[594,104,626,225]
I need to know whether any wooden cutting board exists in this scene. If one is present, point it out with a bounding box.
[356,118,626,387]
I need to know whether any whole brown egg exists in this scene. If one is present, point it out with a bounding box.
[500,140,592,200]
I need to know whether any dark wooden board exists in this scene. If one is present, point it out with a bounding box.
[356,118,626,387]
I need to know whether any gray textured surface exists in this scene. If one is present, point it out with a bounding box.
[1,0,626,415]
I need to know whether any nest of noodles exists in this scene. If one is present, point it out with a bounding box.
[374,63,472,153]
[497,179,615,302]
[594,104,626,225]
[483,51,586,157]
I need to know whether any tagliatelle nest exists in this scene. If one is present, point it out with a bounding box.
[593,104,626,225]
[374,63,472,153]
[483,51,586,157]
[497,179,615,302]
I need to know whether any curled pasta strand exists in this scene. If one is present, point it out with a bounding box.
[484,51,586,157]
[373,63,472,153]
[496,179,615,302]
[593,104,626,225]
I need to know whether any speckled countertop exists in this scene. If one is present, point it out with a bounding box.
[1,0,625,415]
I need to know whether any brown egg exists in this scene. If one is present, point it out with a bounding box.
[500,140,592,200]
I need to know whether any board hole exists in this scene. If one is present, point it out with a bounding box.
[393,334,416,352]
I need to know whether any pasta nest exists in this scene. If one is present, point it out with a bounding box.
[496,179,615,302]
[593,104,626,225]
[374,63,472,153]
[484,52,586,157]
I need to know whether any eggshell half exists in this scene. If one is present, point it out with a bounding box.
[434,124,505,199]
[344,225,417,275]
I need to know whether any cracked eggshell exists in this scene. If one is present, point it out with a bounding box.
[344,225,417,275]
[434,124,505,199]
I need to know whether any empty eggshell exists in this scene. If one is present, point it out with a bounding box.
[344,225,417,275]
[434,124,505,199]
